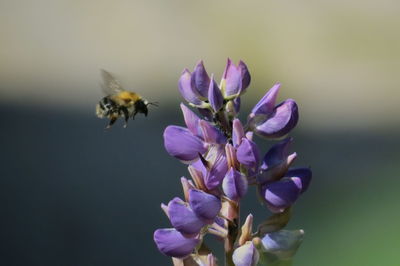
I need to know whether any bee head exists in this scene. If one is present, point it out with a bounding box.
[135,99,158,117]
[135,99,149,116]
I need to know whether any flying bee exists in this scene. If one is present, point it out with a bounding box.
[96,69,158,128]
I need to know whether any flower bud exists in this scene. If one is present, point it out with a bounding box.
[258,138,297,184]
[180,103,201,137]
[181,177,195,203]
[250,83,280,117]
[233,97,241,113]
[163,126,207,162]
[203,147,228,189]
[167,197,206,236]
[208,75,224,112]
[191,60,210,98]
[225,143,239,169]
[232,241,259,266]
[260,229,304,260]
[254,99,299,139]
[237,138,260,171]
[222,168,248,201]
[221,58,251,98]
[262,179,301,213]
[238,214,254,246]
[232,119,245,148]
[189,189,221,224]
[154,228,199,258]
[178,69,202,105]
[285,168,312,194]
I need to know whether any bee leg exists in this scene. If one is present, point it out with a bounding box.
[132,110,138,120]
[106,115,118,129]
[120,107,130,128]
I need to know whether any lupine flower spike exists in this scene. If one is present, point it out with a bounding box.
[154,59,312,266]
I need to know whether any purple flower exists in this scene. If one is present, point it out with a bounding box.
[181,103,226,144]
[238,61,251,93]
[262,179,301,213]
[189,189,221,224]
[261,138,293,170]
[285,168,312,194]
[197,107,213,121]
[163,126,207,162]
[251,83,280,117]
[254,99,299,139]
[249,84,299,139]
[221,58,251,97]
[208,75,224,112]
[233,97,241,113]
[258,138,297,183]
[236,138,260,171]
[222,168,248,201]
[154,228,200,258]
[180,103,202,138]
[191,60,210,98]
[199,120,226,144]
[155,59,312,263]
[232,118,245,148]
[261,168,311,213]
[232,241,259,266]
[167,197,206,236]
[178,69,202,106]
[196,146,229,189]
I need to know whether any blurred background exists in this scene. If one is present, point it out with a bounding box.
[1,0,399,265]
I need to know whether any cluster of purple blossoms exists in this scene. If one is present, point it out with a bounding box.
[154,59,312,266]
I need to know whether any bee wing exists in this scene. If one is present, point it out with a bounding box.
[100,69,124,95]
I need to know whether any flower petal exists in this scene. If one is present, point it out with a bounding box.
[191,60,210,98]
[222,58,242,97]
[154,228,199,258]
[232,119,245,148]
[232,241,259,266]
[238,60,251,93]
[189,189,221,224]
[180,103,202,137]
[261,138,293,170]
[222,168,248,201]
[238,214,254,246]
[167,197,206,236]
[199,120,226,144]
[208,75,224,112]
[237,138,260,170]
[263,179,301,213]
[258,138,297,184]
[204,149,228,189]
[197,107,213,121]
[285,168,312,194]
[250,83,280,116]
[233,97,241,113]
[178,69,202,105]
[163,126,206,162]
[254,99,299,139]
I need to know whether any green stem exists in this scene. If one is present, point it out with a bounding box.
[224,205,240,266]
[224,220,237,266]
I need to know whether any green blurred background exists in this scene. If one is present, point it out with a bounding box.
[1,1,399,265]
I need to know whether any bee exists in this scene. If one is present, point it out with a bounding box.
[96,70,158,128]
